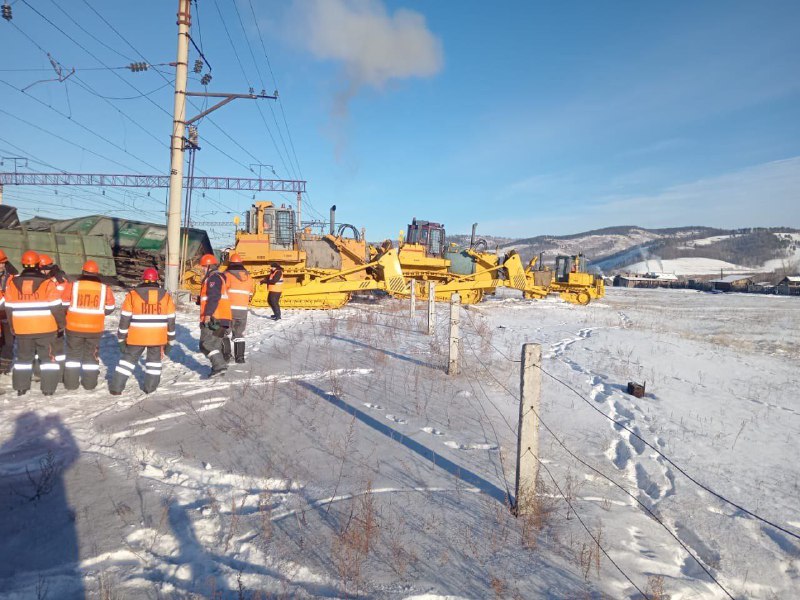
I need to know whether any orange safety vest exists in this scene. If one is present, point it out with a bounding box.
[267,268,284,293]
[120,287,175,346]
[200,271,232,322]
[3,275,62,336]
[64,279,116,334]
[224,269,253,311]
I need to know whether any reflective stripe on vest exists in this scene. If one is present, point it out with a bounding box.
[66,280,108,334]
[5,277,60,335]
[225,271,253,310]
[268,270,284,293]
[124,288,174,346]
[200,272,233,322]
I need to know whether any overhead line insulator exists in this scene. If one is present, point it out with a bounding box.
[2,3,12,21]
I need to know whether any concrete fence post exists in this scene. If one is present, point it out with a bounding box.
[447,293,460,375]
[410,278,416,317]
[514,343,541,515]
[427,281,436,335]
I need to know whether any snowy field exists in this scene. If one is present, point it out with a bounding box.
[1,288,798,599]
[622,257,753,276]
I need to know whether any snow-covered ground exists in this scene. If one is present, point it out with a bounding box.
[1,289,798,599]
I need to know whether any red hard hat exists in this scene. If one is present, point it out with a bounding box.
[200,254,218,266]
[21,250,40,267]
[82,260,100,274]
[0,250,7,262]
[38,254,54,267]
[142,268,159,282]
[228,253,243,263]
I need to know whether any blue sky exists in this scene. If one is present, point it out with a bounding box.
[1,0,798,244]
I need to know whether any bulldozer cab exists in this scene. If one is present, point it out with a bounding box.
[406,218,446,257]
[243,201,296,250]
[555,254,585,283]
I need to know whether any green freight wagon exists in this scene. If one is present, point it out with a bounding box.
[0,226,117,277]
[18,213,213,284]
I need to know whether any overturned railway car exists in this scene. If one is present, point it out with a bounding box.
[20,213,212,285]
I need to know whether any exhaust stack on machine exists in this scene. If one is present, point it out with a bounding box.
[330,205,336,235]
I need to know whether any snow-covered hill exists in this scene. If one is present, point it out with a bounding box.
[449,227,800,277]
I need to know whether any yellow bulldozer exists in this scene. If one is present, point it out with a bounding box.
[376,218,549,304]
[523,253,605,305]
[183,201,405,309]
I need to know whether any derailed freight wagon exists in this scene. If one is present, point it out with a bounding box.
[0,209,116,277]
[22,214,213,284]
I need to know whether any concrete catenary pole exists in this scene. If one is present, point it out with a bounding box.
[165,0,191,293]
[515,343,542,515]
[447,293,460,375]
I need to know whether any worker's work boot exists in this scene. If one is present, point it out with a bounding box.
[234,341,245,364]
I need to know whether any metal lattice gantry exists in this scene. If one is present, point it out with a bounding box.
[0,172,306,193]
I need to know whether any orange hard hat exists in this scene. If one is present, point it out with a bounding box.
[228,253,243,263]
[38,254,54,267]
[142,268,159,282]
[200,254,218,266]
[21,250,40,267]
[0,250,7,262]
[82,260,100,274]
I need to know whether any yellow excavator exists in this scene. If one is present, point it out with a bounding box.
[183,201,404,309]
[523,253,605,305]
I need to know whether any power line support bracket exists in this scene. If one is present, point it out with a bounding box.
[184,91,276,126]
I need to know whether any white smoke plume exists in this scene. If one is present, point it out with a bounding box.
[290,0,443,154]
[296,0,443,90]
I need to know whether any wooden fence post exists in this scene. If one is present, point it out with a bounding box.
[427,281,436,335]
[447,293,460,375]
[515,343,541,515]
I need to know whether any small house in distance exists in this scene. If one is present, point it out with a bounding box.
[709,275,754,292]
[777,276,800,296]
[613,272,680,289]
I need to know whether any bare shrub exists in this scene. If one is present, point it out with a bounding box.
[645,574,668,600]
[20,451,60,502]
[517,479,557,550]
[332,482,379,597]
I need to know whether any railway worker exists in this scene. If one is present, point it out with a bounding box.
[264,262,284,321]
[38,254,69,292]
[1,250,65,396]
[223,253,253,363]
[39,254,69,375]
[109,268,175,395]
[61,260,116,391]
[198,253,232,376]
[0,249,18,375]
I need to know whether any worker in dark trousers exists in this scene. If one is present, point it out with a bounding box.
[38,254,69,378]
[1,251,65,396]
[198,254,232,376]
[109,268,175,395]
[264,262,284,320]
[223,253,253,363]
[62,260,116,390]
[0,249,18,375]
